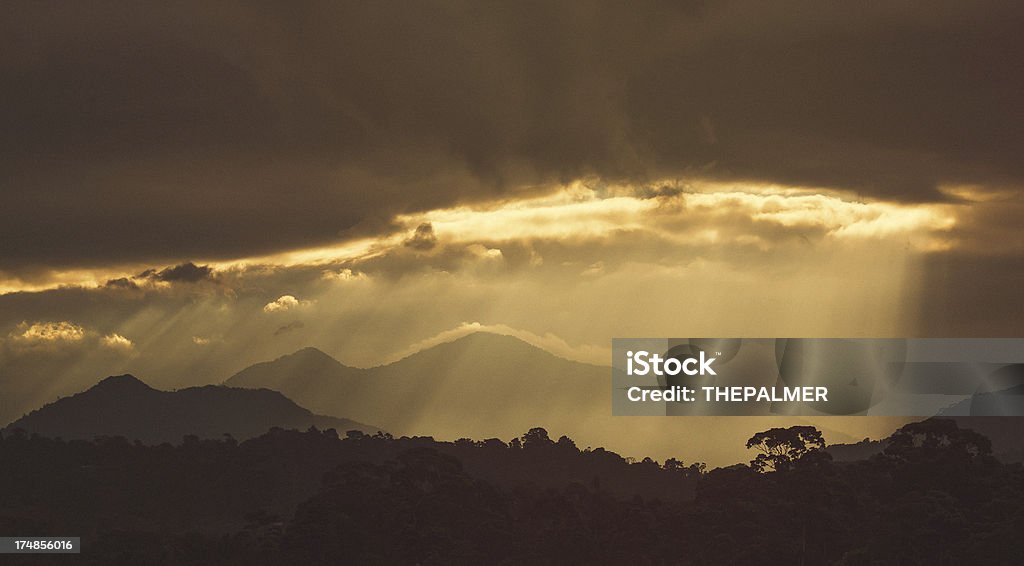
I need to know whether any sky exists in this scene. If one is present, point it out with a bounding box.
[2,1,1023,462]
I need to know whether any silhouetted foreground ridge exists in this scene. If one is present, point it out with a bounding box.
[1,419,1021,564]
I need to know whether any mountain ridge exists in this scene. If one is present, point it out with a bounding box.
[224,331,609,441]
[253,332,607,372]
[6,374,379,443]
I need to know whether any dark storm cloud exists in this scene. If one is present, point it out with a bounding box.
[404,223,438,251]
[3,1,1023,273]
[274,321,305,337]
[916,252,1024,337]
[104,277,140,290]
[149,262,215,283]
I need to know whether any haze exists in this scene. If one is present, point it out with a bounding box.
[2,1,1022,466]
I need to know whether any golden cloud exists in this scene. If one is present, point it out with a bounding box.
[12,321,86,343]
[101,333,135,351]
[0,178,971,295]
[392,180,959,253]
[263,295,313,313]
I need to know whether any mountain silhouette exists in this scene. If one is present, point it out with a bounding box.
[230,346,365,402]
[225,332,608,441]
[5,374,379,443]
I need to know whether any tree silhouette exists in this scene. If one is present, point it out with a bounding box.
[746,425,826,472]
[3,421,1021,564]
[885,418,992,461]
[521,427,552,449]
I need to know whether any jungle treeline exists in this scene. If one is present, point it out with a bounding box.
[0,419,1020,565]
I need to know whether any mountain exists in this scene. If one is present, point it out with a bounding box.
[5,374,379,443]
[226,332,609,442]
[226,346,364,401]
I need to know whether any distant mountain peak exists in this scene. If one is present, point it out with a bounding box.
[404,331,561,362]
[409,331,537,354]
[274,346,347,367]
[224,328,607,442]
[7,374,379,442]
[447,331,528,345]
[91,374,154,392]
[291,346,333,358]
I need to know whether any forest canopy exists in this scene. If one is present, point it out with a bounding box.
[1,419,1020,564]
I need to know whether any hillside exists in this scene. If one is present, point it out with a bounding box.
[5,374,378,443]
[225,332,609,442]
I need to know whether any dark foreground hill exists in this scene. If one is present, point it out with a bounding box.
[4,374,378,443]
[225,332,609,441]
[0,426,702,561]
[1,421,1020,565]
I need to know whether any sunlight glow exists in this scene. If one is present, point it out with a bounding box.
[0,179,960,294]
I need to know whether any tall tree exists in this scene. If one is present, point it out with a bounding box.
[746,426,826,472]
